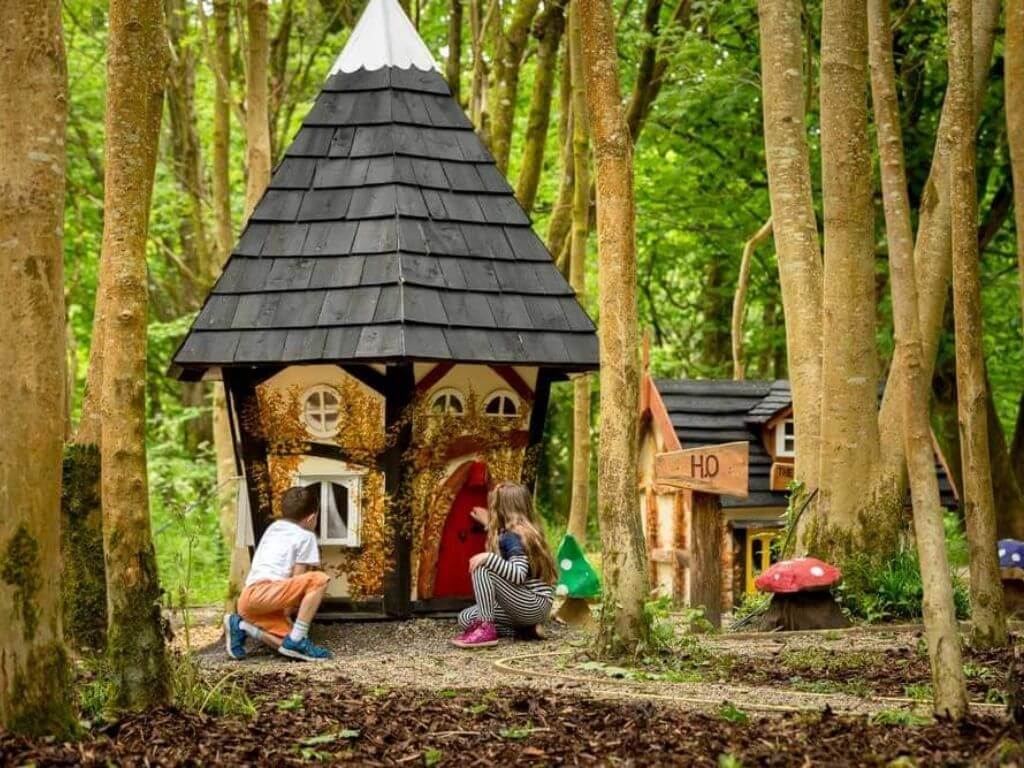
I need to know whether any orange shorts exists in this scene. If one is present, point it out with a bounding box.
[237,571,330,637]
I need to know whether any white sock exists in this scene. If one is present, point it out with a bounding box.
[239,620,265,641]
[288,619,311,643]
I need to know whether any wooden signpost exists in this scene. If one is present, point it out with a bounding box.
[654,441,750,628]
[655,442,749,498]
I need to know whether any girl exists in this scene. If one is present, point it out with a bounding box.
[452,482,557,648]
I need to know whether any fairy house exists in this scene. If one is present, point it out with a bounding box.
[170,0,598,617]
[638,373,958,611]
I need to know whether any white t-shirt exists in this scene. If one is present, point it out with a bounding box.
[245,520,320,586]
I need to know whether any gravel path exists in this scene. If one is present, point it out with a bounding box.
[185,613,1005,718]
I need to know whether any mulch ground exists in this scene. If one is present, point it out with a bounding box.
[0,671,1019,766]
[717,644,1011,701]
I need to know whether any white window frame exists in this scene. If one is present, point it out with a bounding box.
[775,418,796,458]
[431,387,465,416]
[301,385,342,439]
[297,474,362,547]
[483,389,519,418]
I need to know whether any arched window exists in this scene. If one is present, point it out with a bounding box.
[431,388,465,416]
[484,390,518,417]
[302,385,341,437]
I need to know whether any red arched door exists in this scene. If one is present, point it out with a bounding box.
[433,461,489,599]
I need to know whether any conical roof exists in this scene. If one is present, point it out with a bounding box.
[172,0,598,379]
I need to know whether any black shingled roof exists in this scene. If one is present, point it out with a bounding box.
[653,378,958,511]
[172,66,598,379]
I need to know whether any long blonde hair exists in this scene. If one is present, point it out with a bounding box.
[485,482,557,585]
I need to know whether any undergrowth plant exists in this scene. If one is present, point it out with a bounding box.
[835,535,970,623]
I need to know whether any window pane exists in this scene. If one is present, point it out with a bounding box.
[325,482,349,540]
[503,397,517,415]
[322,391,338,407]
[449,396,463,414]
[485,397,501,414]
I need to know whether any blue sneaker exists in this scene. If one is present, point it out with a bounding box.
[279,635,333,662]
[223,613,247,660]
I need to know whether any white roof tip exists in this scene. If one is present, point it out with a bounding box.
[330,0,439,74]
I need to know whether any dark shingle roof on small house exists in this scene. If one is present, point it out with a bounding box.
[171,0,597,379]
[652,378,958,512]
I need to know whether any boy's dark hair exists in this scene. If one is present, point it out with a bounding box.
[280,486,318,521]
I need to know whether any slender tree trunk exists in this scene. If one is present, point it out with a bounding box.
[756,0,824,501]
[0,0,75,736]
[210,0,245,611]
[624,0,692,142]
[874,0,1002,487]
[948,0,1007,649]
[245,0,272,218]
[868,0,967,718]
[100,0,171,710]
[447,0,463,102]
[1009,0,1024,331]
[489,0,543,173]
[811,0,880,554]
[566,4,591,544]
[731,219,772,380]
[546,51,575,264]
[515,0,568,213]
[577,0,650,654]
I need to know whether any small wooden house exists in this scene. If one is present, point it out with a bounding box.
[638,374,958,611]
[171,0,598,618]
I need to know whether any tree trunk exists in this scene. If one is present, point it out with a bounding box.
[447,0,463,102]
[546,51,575,263]
[948,0,1007,649]
[100,0,171,710]
[756,0,824,499]
[624,0,692,142]
[810,0,881,555]
[515,0,568,213]
[245,0,272,218]
[868,0,968,718]
[577,0,650,654]
[731,219,773,380]
[874,0,1002,490]
[0,0,75,736]
[566,4,591,545]
[489,0,543,173]
[210,0,245,612]
[212,0,233,267]
[1009,0,1024,333]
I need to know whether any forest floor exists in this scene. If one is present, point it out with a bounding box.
[1,616,1020,766]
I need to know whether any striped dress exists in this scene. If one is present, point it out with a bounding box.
[457,531,554,634]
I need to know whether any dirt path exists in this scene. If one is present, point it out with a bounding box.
[188,615,1009,719]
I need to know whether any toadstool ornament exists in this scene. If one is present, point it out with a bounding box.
[998,539,1024,616]
[755,557,842,594]
[553,534,600,628]
[751,557,850,632]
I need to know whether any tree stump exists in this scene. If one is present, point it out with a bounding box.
[753,589,850,632]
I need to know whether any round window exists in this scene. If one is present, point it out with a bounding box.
[484,390,518,417]
[431,388,465,416]
[303,385,341,437]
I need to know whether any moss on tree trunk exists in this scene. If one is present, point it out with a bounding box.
[61,444,108,652]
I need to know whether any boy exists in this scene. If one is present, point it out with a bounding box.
[224,486,333,661]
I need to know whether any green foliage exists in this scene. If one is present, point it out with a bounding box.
[835,545,970,623]
[717,701,750,724]
[870,709,932,727]
[732,592,771,622]
[424,747,444,766]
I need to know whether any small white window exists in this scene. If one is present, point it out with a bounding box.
[775,419,796,457]
[302,385,341,438]
[484,390,518,417]
[431,388,465,416]
[298,475,361,547]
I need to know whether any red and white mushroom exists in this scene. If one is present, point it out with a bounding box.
[750,558,849,631]
[755,557,842,594]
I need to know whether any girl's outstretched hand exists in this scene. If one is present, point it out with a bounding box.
[470,506,490,526]
[469,552,489,572]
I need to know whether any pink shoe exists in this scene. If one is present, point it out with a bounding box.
[451,620,499,648]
